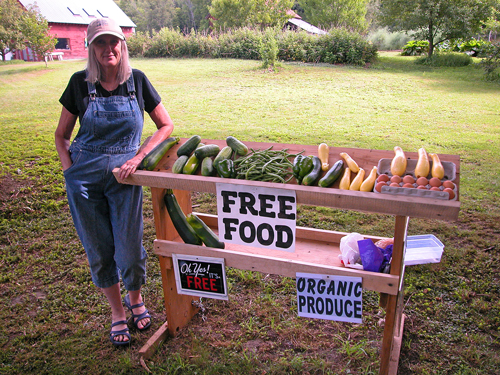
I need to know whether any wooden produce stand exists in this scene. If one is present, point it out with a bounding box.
[114,139,460,375]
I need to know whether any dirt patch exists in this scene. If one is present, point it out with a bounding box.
[0,174,30,203]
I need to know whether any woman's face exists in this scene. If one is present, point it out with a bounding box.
[93,34,122,69]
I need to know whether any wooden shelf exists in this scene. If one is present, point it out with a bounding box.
[154,213,399,295]
[114,139,460,222]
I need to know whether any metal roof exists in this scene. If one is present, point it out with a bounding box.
[288,18,327,35]
[18,0,136,27]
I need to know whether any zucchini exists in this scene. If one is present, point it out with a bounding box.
[186,213,225,249]
[137,136,180,171]
[318,160,344,188]
[177,135,201,157]
[201,157,214,176]
[213,146,233,166]
[182,153,200,175]
[302,156,322,186]
[163,189,202,245]
[194,144,220,160]
[172,155,189,174]
[226,136,248,156]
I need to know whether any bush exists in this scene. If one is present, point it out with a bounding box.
[481,43,500,81]
[415,52,473,67]
[127,27,377,66]
[402,40,429,56]
[367,28,411,50]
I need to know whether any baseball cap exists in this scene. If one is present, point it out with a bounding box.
[87,18,125,45]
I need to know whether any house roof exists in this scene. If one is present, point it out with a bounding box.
[18,0,136,27]
[288,18,327,35]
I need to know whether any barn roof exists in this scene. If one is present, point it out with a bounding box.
[18,0,136,27]
[288,18,326,35]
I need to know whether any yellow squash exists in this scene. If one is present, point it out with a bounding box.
[390,146,407,176]
[429,153,445,179]
[415,147,430,178]
[360,166,378,192]
[349,168,365,191]
[318,143,330,171]
[339,152,359,173]
[339,167,351,190]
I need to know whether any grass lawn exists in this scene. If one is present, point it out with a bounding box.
[0,54,499,374]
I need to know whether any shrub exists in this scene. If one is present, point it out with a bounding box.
[127,31,151,57]
[415,52,473,67]
[259,28,280,70]
[367,27,411,50]
[481,43,500,81]
[127,27,377,66]
[402,40,429,56]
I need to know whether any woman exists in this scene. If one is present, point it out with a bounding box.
[55,18,174,347]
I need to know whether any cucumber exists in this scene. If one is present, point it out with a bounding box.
[172,155,189,174]
[177,135,201,157]
[137,137,180,171]
[201,157,214,176]
[182,153,200,175]
[226,136,248,156]
[194,144,220,160]
[163,189,202,245]
[318,160,344,188]
[186,213,225,249]
[213,146,233,166]
[302,156,322,186]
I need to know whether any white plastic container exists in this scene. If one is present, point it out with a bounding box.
[404,234,444,266]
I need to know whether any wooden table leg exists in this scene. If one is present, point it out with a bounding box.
[379,216,408,375]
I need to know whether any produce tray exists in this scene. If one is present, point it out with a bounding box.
[377,158,457,181]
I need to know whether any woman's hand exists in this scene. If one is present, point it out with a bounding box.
[118,155,143,180]
[118,102,174,180]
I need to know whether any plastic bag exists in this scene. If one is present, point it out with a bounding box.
[339,232,364,269]
[358,239,394,273]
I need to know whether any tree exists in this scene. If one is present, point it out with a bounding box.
[377,0,495,57]
[21,5,56,66]
[0,0,26,60]
[298,0,369,32]
[175,0,212,32]
[208,0,294,30]
[119,0,177,34]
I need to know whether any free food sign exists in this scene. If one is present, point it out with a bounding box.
[216,183,297,252]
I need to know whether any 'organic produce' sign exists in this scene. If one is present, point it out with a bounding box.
[173,254,228,300]
[296,273,363,323]
[216,183,297,252]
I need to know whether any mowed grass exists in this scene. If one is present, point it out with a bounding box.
[0,54,499,374]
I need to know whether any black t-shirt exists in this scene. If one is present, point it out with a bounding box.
[59,68,162,124]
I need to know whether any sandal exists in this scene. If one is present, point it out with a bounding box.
[109,320,131,347]
[124,294,152,331]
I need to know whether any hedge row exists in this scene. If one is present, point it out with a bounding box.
[127,27,378,66]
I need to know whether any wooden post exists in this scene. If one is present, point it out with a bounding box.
[150,187,200,336]
[379,215,409,375]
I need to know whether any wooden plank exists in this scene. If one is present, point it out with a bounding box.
[154,239,400,295]
[379,216,409,375]
[150,188,200,337]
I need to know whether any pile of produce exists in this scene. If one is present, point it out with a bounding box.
[141,136,455,199]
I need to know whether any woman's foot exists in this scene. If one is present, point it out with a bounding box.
[109,320,131,346]
[124,294,151,331]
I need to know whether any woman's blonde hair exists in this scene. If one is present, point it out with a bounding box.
[85,40,132,84]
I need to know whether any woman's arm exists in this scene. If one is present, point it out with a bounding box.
[55,107,78,171]
[118,102,174,179]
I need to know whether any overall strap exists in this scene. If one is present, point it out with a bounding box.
[126,72,136,100]
[87,80,97,101]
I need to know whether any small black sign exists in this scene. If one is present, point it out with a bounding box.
[173,255,228,300]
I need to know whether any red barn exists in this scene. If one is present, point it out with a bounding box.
[16,0,135,61]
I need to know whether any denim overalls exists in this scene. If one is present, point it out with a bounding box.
[64,73,147,291]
